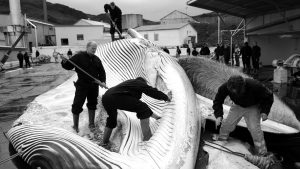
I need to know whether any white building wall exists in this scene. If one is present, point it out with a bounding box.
[55,26,105,46]
[179,24,198,44]
[122,14,143,29]
[138,29,181,47]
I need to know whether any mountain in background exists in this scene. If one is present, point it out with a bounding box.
[0,0,159,25]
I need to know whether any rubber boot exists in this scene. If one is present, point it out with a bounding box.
[140,118,152,141]
[73,114,79,133]
[88,109,95,131]
[102,127,113,144]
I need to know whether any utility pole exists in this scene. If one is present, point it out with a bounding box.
[218,15,220,44]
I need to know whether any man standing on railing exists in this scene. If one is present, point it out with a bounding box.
[61,41,107,133]
[104,2,122,41]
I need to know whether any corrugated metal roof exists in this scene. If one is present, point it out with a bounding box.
[135,23,189,31]
[187,0,300,18]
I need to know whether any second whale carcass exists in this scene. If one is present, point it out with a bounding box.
[6,29,200,169]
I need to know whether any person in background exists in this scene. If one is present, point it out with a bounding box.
[162,47,170,54]
[67,49,73,59]
[186,47,191,56]
[212,75,273,156]
[176,46,181,58]
[218,43,225,63]
[234,44,241,67]
[214,44,220,61]
[192,47,199,56]
[241,42,252,74]
[101,77,172,146]
[252,42,261,74]
[17,51,24,68]
[104,2,122,41]
[200,43,210,56]
[223,44,230,65]
[61,41,107,133]
[35,50,40,59]
[24,51,31,68]
[53,49,59,63]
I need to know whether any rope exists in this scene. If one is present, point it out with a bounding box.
[204,140,245,157]
[0,144,23,166]
[0,151,22,165]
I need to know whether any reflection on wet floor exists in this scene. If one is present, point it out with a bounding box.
[0,97,35,122]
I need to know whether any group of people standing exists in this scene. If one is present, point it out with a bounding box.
[214,42,261,74]
[17,50,31,68]
[186,43,211,57]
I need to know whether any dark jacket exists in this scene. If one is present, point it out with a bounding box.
[106,78,169,101]
[24,52,29,60]
[61,51,106,84]
[187,47,191,55]
[192,49,198,56]
[213,78,274,118]
[241,45,252,57]
[163,48,170,54]
[67,50,72,56]
[36,51,40,57]
[104,4,122,21]
[252,45,261,58]
[17,52,23,60]
[200,47,210,55]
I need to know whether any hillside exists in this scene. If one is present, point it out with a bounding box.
[0,0,158,25]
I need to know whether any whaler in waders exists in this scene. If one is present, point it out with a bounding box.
[61,41,107,134]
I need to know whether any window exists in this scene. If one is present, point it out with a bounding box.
[154,33,159,41]
[61,38,69,46]
[144,34,148,40]
[77,34,84,40]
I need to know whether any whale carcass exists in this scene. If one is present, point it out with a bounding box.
[6,29,200,169]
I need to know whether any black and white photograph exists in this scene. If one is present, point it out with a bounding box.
[0,0,300,169]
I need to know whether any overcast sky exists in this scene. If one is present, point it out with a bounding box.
[47,0,211,21]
